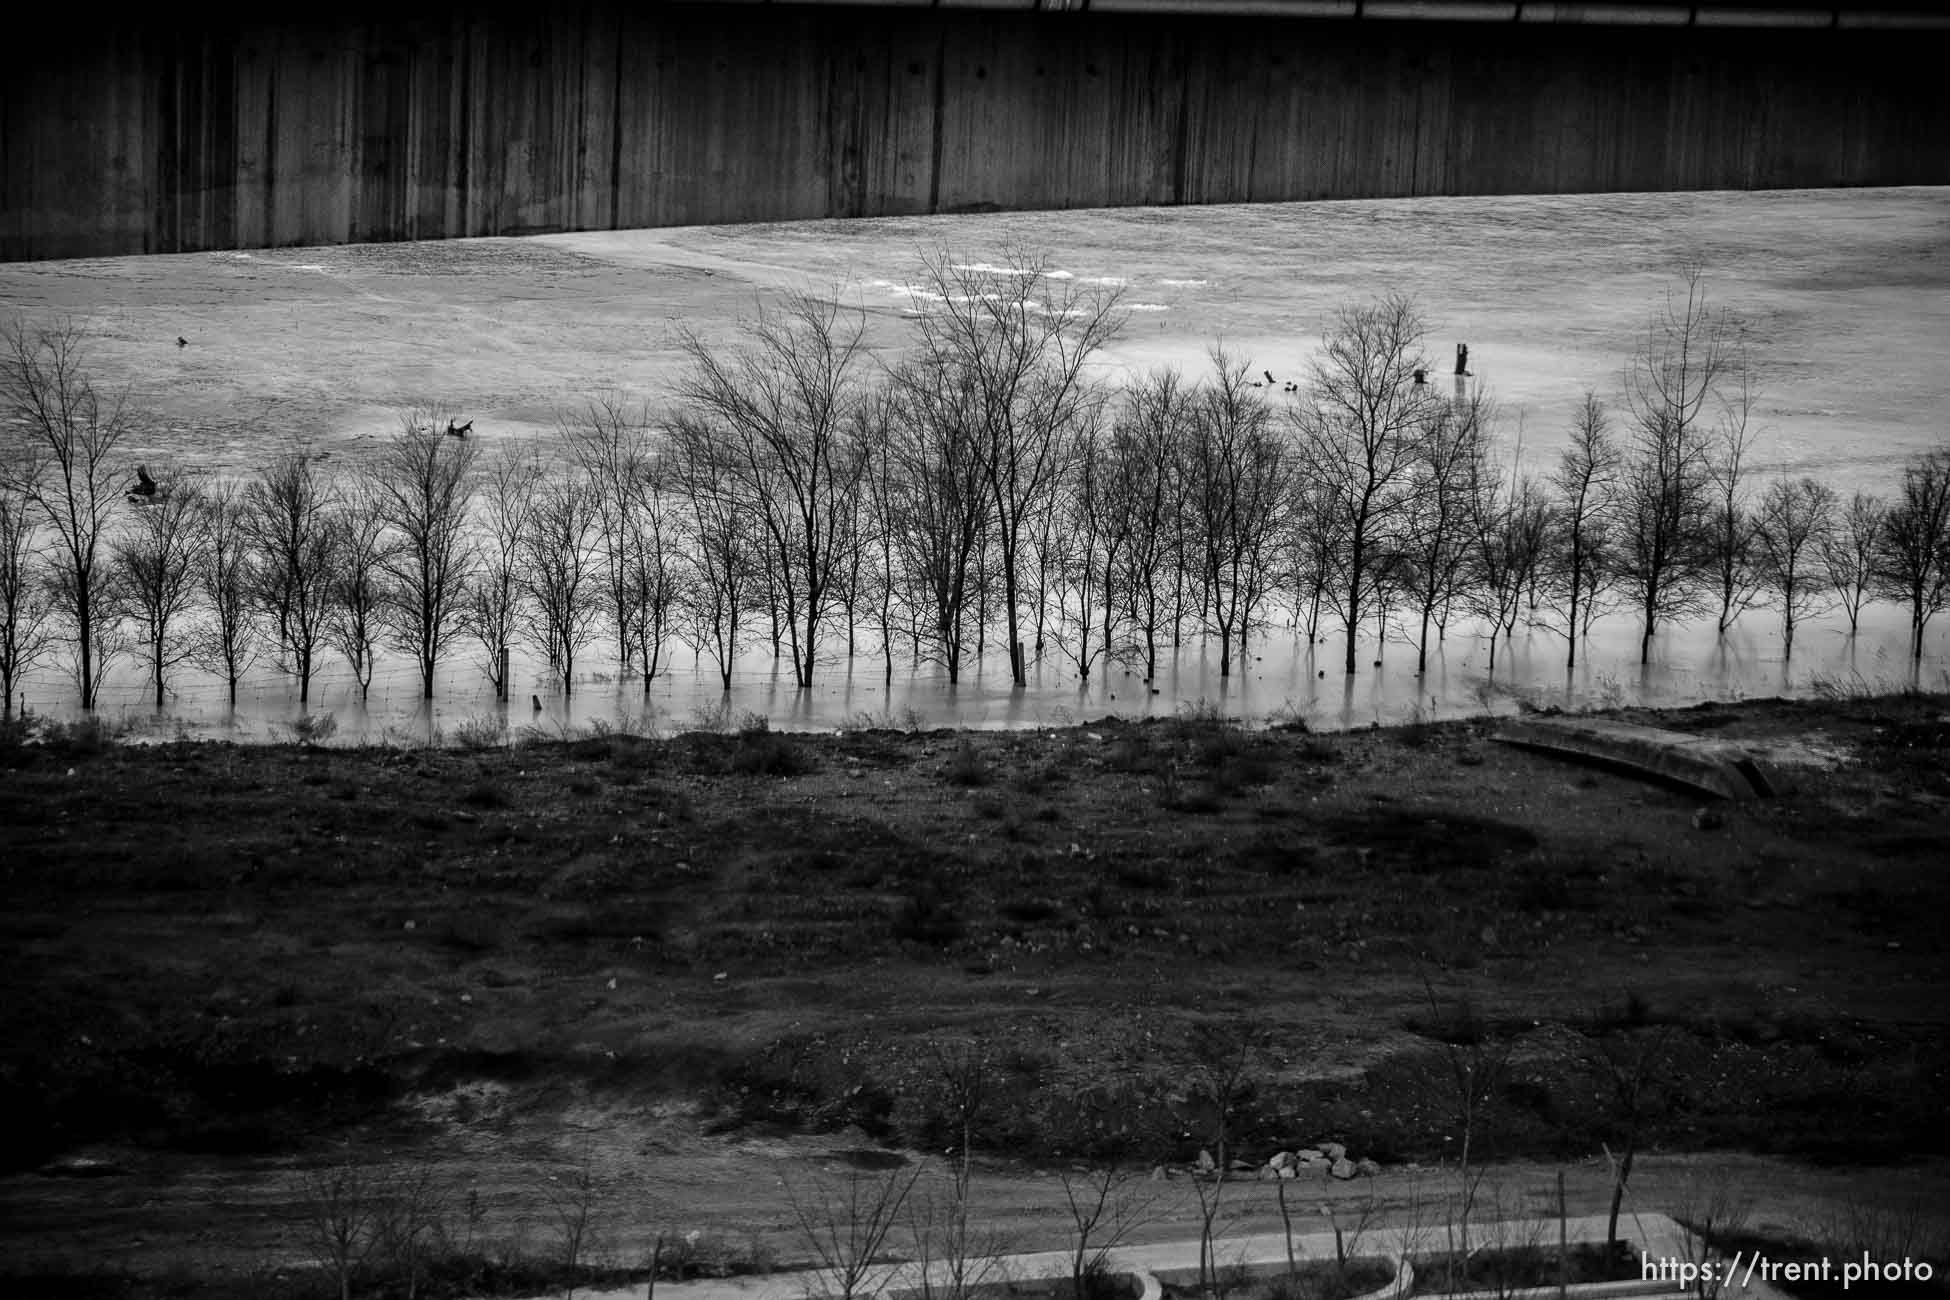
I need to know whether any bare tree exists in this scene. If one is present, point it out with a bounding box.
[1822,491,1886,636]
[1875,448,1950,662]
[328,482,394,700]
[787,1166,923,1300]
[1187,1024,1262,1299]
[1618,266,1737,662]
[1293,295,1445,675]
[1752,477,1838,659]
[1703,367,1765,635]
[908,249,1124,685]
[1549,393,1622,669]
[468,442,542,701]
[676,293,875,689]
[882,363,991,684]
[1398,389,1494,675]
[624,467,683,688]
[1575,992,1673,1253]
[1186,354,1292,677]
[1419,981,1513,1287]
[568,392,656,678]
[375,1158,449,1300]
[907,1040,1008,1300]
[1289,478,1347,649]
[299,1159,380,1300]
[1109,369,1193,680]
[666,414,762,691]
[858,400,909,682]
[0,481,55,713]
[1,319,135,709]
[1059,1167,1159,1300]
[371,415,477,698]
[111,463,208,709]
[192,479,263,707]
[244,452,340,706]
[1466,468,1553,674]
[1046,424,1120,681]
[1670,1167,1754,1300]
[543,1155,602,1300]
[519,472,606,697]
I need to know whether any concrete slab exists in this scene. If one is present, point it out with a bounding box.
[1494,718,1781,801]
[517,1211,1795,1300]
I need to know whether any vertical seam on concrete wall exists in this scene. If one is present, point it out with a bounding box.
[457,14,472,238]
[1172,37,1192,205]
[928,20,947,214]
[263,47,279,249]
[609,6,625,231]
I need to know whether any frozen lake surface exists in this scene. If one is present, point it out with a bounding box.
[4,187,1947,740]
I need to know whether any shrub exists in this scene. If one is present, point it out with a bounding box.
[278,711,339,747]
[462,780,510,809]
[451,715,509,752]
[729,729,812,777]
[944,743,991,787]
[891,888,964,947]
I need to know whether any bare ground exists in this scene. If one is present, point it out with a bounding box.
[2,692,1947,1294]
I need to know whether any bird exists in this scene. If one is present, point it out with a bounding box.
[531,694,542,712]
[126,465,159,501]
[176,337,187,348]
[1263,370,1276,385]
[445,419,473,439]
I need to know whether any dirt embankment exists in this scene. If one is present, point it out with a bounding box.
[2,694,1947,1292]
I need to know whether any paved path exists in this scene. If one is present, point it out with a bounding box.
[524,1210,1795,1300]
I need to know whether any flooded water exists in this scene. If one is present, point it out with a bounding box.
[14,597,1944,745]
[4,186,1947,741]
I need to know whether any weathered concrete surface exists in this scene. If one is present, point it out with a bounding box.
[531,1212,1736,1300]
[6,1,1948,261]
[1496,718,1781,801]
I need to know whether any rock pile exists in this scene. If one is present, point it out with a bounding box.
[1260,1142,1382,1180]
[1162,1143,1384,1181]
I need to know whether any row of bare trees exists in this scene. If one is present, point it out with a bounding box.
[6,261,1948,715]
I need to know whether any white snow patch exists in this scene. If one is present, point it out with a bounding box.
[952,262,1038,277]
[1127,303,1170,313]
[1160,278,1207,287]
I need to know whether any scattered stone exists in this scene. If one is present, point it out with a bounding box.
[1692,807,1725,830]
[1269,1150,1296,1170]
[1277,1165,1298,1179]
[1355,1158,1382,1177]
[1151,1165,1170,1181]
[1297,1147,1324,1163]
[1195,1149,1216,1174]
[1330,1157,1356,1180]
[1322,1141,1347,1161]
[38,1153,129,1179]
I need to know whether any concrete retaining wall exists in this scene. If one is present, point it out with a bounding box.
[4,2,1945,261]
